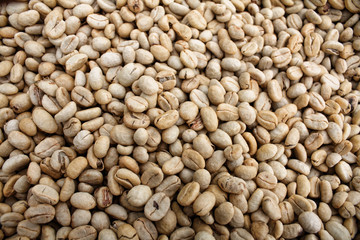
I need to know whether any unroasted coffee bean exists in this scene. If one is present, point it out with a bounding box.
[218,175,246,194]
[141,166,164,188]
[181,149,205,170]
[114,168,141,189]
[31,185,59,205]
[256,171,277,189]
[155,176,181,197]
[8,131,31,150]
[32,108,58,134]
[177,182,200,207]
[200,106,218,132]
[193,191,216,216]
[24,204,55,224]
[170,227,195,240]
[262,196,281,220]
[0,0,359,239]
[67,157,88,179]
[2,154,29,174]
[144,192,170,221]
[69,83,91,102]
[289,195,313,215]
[155,210,177,235]
[214,202,234,225]
[162,156,184,175]
[94,186,113,208]
[257,110,278,130]
[127,185,152,207]
[134,217,158,240]
[1,212,24,227]
[17,219,41,239]
[68,225,97,240]
[98,229,116,240]
[282,223,303,239]
[105,204,127,220]
[117,224,138,240]
[325,220,351,240]
[154,110,179,130]
[298,211,322,233]
[70,192,96,210]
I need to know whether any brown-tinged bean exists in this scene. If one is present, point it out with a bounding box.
[24,204,55,224]
[218,175,246,194]
[68,225,97,240]
[200,106,218,132]
[181,149,205,170]
[117,224,139,240]
[154,110,179,130]
[177,182,200,206]
[66,157,88,179]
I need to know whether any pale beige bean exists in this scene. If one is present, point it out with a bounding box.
[2,154,29,173]
[68,225,97,240]
[325,221,351,240]
[54,101,77,124]
[193,191,216,216]
[127,185,152,207]
[32,107,58,134]
[144,192,170,221]
[34,137,62,159]
[70,192,96,210]
[262,196,281,220]
[298,211,322,233]
[24,204,55,224]
[24,41,45,58]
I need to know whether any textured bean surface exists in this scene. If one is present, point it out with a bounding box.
[0,0,359,239]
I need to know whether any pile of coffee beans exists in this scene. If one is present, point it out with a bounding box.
[0,0,360,239]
